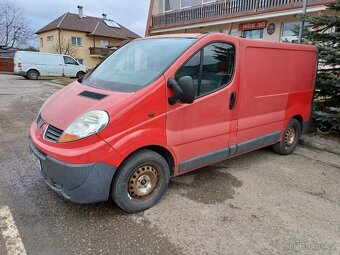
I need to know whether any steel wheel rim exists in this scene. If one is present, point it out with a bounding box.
[30,72,37,79]
[284,126,296,148]
[128,165,161,200]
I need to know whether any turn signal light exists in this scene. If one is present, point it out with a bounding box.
[59,133,80,143]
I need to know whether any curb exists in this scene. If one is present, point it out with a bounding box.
[41,82,65,89]
[299,136,340,155]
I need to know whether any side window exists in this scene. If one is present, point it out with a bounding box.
[175,51,201,95]
[63,56,78,65]
[176,42,235,98]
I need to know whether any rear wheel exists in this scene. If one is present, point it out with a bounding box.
[272,118,301,155]
[111,150,170,213]
[27,70,39,80]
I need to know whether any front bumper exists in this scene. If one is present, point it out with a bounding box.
[29,139,116,204]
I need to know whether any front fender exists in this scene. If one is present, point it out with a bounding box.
[99,127,177,169]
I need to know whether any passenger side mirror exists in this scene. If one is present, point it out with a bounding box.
[168,77,195,105]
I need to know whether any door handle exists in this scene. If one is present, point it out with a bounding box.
[229,92,236,110]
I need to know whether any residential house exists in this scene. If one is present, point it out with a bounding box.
[146,0,336,42]
[36,6,140,68]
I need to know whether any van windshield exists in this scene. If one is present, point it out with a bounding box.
[82,38,197,92]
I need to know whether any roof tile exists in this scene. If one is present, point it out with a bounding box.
[36,13,140,39]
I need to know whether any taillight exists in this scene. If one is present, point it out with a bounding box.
[18,63,22,67]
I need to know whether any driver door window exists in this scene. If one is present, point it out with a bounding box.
[176,42,235,98]
[63,56,78,65]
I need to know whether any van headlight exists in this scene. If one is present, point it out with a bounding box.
[59,110,109,143]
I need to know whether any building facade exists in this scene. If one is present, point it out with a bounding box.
[146,0,336,42]
[36,6,140,69]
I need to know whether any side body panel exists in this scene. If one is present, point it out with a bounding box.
[22,52,48,76]
[236,40,317,144]
[46,55,64,76]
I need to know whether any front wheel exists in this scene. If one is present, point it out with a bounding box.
[272,118,301,155]
[111,150,170,213]
[76,71,85,79]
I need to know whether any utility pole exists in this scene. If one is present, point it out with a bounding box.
[298,0,309,44]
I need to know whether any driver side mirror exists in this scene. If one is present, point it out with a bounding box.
[168,76,195,105]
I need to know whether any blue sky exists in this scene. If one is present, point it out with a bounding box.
[8,0,150,46]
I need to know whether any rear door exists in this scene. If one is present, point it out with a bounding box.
[63,56,80,77]
[166,37,239,173]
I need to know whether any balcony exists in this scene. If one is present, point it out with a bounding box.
[89,47,115,56]
[151,0,333,29]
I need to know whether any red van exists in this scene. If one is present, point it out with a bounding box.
[29,33,317,212]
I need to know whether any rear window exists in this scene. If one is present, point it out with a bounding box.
[82,38,197,92]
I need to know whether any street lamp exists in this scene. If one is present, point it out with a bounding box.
[298,0,309,44]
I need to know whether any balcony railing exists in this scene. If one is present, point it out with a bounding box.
[89,47,115,56]
[151,0,333,29]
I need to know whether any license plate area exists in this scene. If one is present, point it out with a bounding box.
[32,153,42,171]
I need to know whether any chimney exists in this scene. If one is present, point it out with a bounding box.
[102,13,107,20]
[78,5,83,18]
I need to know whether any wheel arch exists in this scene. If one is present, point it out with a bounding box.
[28,68,40,75]
[292,114,303,133]
[117,145,176,177]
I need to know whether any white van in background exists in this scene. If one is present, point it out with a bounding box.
[13,51,88,80]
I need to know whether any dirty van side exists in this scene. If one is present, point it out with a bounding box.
[29,34,317,213]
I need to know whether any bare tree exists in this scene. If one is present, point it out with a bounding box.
[51,37,79,58]
[0,1,33,50]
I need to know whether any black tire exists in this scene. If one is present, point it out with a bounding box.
[76,71,85,79]
[272,118,301,155]
[111,149,170,213]
[27,70,39,80]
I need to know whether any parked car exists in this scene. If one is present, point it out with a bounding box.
[29,33,317,212]
[14,51,87,80]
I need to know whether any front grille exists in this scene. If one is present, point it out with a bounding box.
[44,124,63,142]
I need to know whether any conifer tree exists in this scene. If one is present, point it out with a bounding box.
[301,2,340,133]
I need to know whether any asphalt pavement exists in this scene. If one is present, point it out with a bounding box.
[0,74,339,255]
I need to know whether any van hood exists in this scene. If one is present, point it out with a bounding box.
[40,81,132,130]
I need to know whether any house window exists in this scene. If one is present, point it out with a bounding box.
[40,38,43,47]
[176,42,235,98]
[181,0,191,8]
[47,36,54,41]
[243,29,263,39]
[71,37,82,46]
[202,0,215,4]
[100,40,109,48]
[76,59,84,65]
[219,28,239,36]
[281,21,301,37]
[164,0,175,12]
[281,21,308,42]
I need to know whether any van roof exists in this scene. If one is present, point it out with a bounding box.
[141,33,316,51]
[140,33,204,39]
[15,51,69,56]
